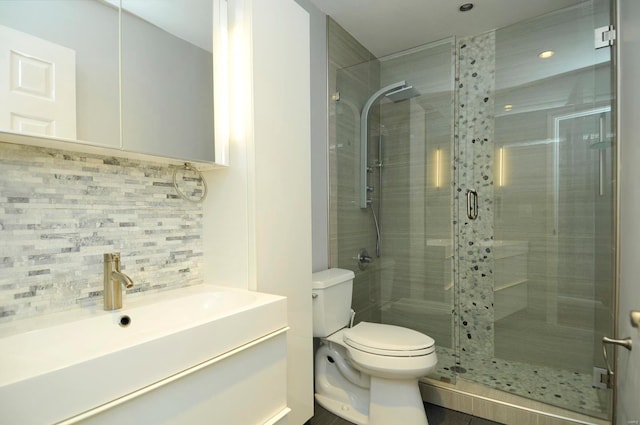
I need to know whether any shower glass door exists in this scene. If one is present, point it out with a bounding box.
[457,0,614,418]
[330,35,457,382]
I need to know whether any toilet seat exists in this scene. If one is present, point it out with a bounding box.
[343,322,435,357]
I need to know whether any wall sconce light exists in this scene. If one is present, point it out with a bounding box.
[498,147,506,187]
[435,148,442,188]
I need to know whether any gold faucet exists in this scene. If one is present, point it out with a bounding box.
[103,252,134,310]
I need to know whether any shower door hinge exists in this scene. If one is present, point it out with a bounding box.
[595,25,616,49]
[593,367,611,390]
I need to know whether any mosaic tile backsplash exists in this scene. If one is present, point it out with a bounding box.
[0,143,204,323]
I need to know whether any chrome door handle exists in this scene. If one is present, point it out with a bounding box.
[598,114,605,196]
[603,336,632,351]
[466,189,478,220]
[601,336,633,389]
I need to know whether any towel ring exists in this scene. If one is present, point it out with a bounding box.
[172,162,207,203]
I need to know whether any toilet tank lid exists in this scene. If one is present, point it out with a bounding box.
[312,268,355,289]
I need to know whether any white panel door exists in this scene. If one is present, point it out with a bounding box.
[0,24,76,139]
[617,0,640,424]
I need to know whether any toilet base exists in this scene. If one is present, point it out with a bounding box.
[315,376,428,425]
[314,341,431,425]
[369,376,427,425]
[315,393,369,425]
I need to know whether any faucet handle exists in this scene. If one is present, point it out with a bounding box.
[104,252,121,262]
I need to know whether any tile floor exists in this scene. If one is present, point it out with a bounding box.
[307,401,504,425]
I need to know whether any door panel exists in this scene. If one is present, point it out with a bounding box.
[616,0,640,423]
[0,24,76,139]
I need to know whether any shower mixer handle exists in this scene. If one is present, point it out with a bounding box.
[356,249,373,270]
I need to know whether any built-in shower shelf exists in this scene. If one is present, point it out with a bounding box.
[494,279,529,321]
[494,279,528,292]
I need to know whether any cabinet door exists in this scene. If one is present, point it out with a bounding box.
[0,0,120,148]
[120,0,215,162]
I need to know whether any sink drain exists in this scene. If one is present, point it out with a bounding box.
[119,315,131,327]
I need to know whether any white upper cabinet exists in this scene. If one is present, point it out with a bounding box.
[120,0,215,162]
[0,0,120,148]
[0,0,221,165]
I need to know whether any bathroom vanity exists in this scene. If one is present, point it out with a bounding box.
[0,285,289,425]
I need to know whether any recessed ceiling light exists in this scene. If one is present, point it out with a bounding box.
[504,104,513,112]
[459,3,474,12]
[538,50,555,59]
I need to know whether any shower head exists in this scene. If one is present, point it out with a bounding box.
[359,80,421,209]
[385,85,420,103]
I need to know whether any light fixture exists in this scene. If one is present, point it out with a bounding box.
[459,3,474,12]
[498,147,506,187]
[213,0,230,165]
[538,50,555,59]
[435,149,442,188]
[504,104,513,112]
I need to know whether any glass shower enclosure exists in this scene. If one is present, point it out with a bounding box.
[329,0,614,420]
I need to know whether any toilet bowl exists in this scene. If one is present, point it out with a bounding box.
[312,269,437,425]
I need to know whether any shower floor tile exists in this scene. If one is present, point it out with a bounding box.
[433,347,609,420]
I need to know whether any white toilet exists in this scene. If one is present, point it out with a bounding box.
[312,268,437,425]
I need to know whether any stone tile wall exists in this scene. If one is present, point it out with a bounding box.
[0,142,204,323]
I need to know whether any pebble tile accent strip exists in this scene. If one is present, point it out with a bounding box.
[455,32,497,359]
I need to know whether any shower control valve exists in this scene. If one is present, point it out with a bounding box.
[367,186,375,192]
[356,248,373,270]
[366,166,374,173]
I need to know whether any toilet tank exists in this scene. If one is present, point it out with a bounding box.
[312,268,355,337]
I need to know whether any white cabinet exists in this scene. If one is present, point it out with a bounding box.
[0,0,220,165]
[120,0,215,162]
[82,333,288,425]
[0,0,120,149]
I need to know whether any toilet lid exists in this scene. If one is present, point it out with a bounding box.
[343,322,435,357]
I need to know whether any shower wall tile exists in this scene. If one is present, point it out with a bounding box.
[0,143,204,323]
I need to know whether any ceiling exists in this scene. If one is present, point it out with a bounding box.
[103,0,212,52]
[307,0,586,57]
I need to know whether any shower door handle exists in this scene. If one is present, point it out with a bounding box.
[601,336,633,388]
[466,189,478,220]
